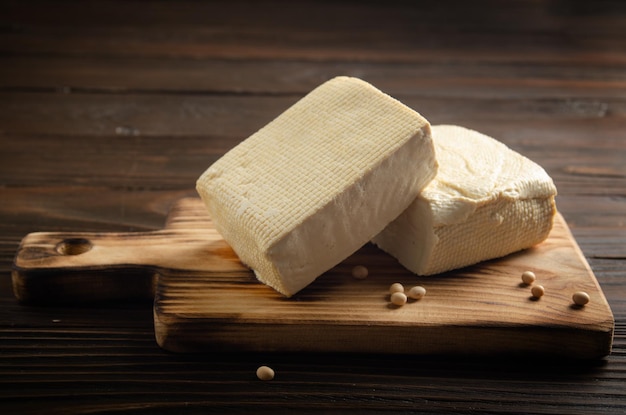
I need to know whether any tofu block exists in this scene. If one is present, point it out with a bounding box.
[196,76,436,296]
[373,125,557,275]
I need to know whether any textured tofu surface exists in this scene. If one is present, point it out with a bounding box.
[372,125,558,275]
[197,76,436,296]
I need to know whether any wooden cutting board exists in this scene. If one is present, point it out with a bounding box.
[13,197,614,358]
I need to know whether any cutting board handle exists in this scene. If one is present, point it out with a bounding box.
[12,230,160,305]
[11,198,246,306]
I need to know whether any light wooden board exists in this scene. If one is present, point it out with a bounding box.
[13,198,614,358]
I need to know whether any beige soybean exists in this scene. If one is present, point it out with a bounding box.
[256,365,275,381]
[390,291,408,306]
[573,291,590,306]
[408,286,426,300]
[531,284,545,298]
[389,283,404,294]
[521,271,536,285]
[351,265,368,280]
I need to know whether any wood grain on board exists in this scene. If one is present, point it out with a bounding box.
[13,198,614,358]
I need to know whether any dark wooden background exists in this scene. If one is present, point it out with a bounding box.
[1,0,625,413]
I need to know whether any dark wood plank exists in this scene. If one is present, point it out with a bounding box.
[2,120,624,198]
[2,57,626,99]
[1,92,624,136]
[2,1,624,64]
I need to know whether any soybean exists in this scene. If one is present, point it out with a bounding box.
[573,291,590,306]
[256,365,275,381]
[351,265,368,280]
[531,284,545,298]
[389,283,404,294]
[408,286,426,300]
[521,271,536,285]
[390,291,408,306]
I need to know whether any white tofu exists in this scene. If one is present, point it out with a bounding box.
[373,125,557,275]
[197,76,437,296]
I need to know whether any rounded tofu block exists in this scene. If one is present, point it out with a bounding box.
[373,125,558,276]
[196,76,437,296]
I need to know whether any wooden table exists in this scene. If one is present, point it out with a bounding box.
[1,0,625,413]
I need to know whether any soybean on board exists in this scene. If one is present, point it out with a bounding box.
[13,198,614,358]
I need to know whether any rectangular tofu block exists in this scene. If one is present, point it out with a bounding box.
[197,76,437,296]
[373,125,557,275]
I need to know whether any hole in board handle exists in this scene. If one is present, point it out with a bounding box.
[56,238,93,256]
